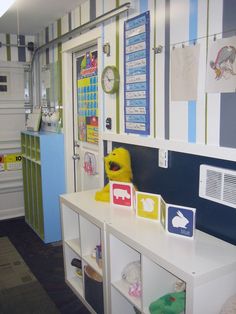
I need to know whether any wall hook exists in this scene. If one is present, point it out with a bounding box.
[103,42,111,56]
[153,45,163,54]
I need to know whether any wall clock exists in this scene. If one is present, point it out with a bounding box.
[101,66,120,94]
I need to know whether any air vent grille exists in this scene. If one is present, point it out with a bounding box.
[205,170,222,200]
[223,173,236,205]
[199,165,236,209]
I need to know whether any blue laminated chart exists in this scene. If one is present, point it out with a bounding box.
[124,11,150,135]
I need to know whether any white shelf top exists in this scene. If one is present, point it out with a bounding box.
[60,190,236,285]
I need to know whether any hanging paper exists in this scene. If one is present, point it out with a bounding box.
[205,36,236,93]
[171,44,200,101]
[124,11,150,135]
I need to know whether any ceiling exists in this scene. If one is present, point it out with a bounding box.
[0,0,85,36]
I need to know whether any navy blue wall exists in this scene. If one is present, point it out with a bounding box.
[109,142,236,245]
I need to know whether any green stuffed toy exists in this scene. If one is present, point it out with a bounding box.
[149,291,185,314]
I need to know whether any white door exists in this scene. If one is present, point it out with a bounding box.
[72,46,100,192]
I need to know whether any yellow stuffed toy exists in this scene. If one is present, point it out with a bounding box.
[95,147,133,202]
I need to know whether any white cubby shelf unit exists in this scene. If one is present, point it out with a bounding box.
[60,190,236,314]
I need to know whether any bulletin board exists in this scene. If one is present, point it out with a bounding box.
[124,11,150,135]
[77,50,98,144]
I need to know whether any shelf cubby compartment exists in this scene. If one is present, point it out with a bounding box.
[61,204,81,256]
[80,215,102,277]
[21,133,26,154]
[111,286,139,314]
[142,255,186,314]
[30,135,36,159]
[25,134,31,157]
[35,164,44,239]
[35,136,40,161]
[64,244,83,297]
[109,234,142,313]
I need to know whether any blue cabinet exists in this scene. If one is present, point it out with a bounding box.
[21,131,65,243]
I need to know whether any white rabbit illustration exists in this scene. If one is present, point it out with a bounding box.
[172,210,189,229]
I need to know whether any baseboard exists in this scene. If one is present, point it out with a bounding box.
[0,207,25,220]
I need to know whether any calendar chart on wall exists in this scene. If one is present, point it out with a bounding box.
[76,50,98,144]
[124,11,150,135]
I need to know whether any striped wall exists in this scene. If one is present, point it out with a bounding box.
[0,34,35,62]
[1,0,236,154]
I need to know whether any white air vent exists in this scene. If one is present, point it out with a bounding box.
[199,165,236,208]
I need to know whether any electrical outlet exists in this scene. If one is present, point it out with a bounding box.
[107,141,112,154]
[158,149,168,168]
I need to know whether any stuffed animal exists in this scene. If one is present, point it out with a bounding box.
[95,147,133,202]
[149,292,186,314]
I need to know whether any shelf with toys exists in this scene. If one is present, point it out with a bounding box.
[60,192,109,314]
[60,188,236,314]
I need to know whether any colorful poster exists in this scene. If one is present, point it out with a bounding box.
[124,11,150,135]
[205,36,236,93]
[4,154,22,171]
[0,155,4,172]
[171,45,200,101]
[86,116,98,144]
[77,51,98,143]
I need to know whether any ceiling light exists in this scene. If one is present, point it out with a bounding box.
[0,0,16,18]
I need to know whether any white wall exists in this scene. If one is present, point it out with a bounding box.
[0,61,26,219]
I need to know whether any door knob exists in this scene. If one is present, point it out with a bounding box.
[74,141,80,147]
[72,154,80,160]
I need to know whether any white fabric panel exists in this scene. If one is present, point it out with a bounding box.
[0,62,25,219]
[38,30,45,46]
[149,0,155,137]
[0,34,7,61]
[206,0,223,145]
[72,6,81,29]
[80,1,90,25]
[196,0,208,144]
[10,34,18,62]
[118,10,126,133]
[169,0,189,141]
[96,0,104,17]
[103,0,116,13]
[61,14,69,35]
[155,0,166,139]
[128,0,141,19]
[103,15,117,133]
[0,191,24,220]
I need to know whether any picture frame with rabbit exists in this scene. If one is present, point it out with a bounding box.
[166,204,196,239]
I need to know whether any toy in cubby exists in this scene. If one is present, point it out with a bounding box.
[121,260,142,298]
[71,258,82,277]
[91,244,102,268]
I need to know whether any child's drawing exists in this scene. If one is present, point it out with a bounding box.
[210,45,236,80]
[206,36,236,93]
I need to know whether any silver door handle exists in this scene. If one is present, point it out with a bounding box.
[72,154,80,160]
[74,141,80,148]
